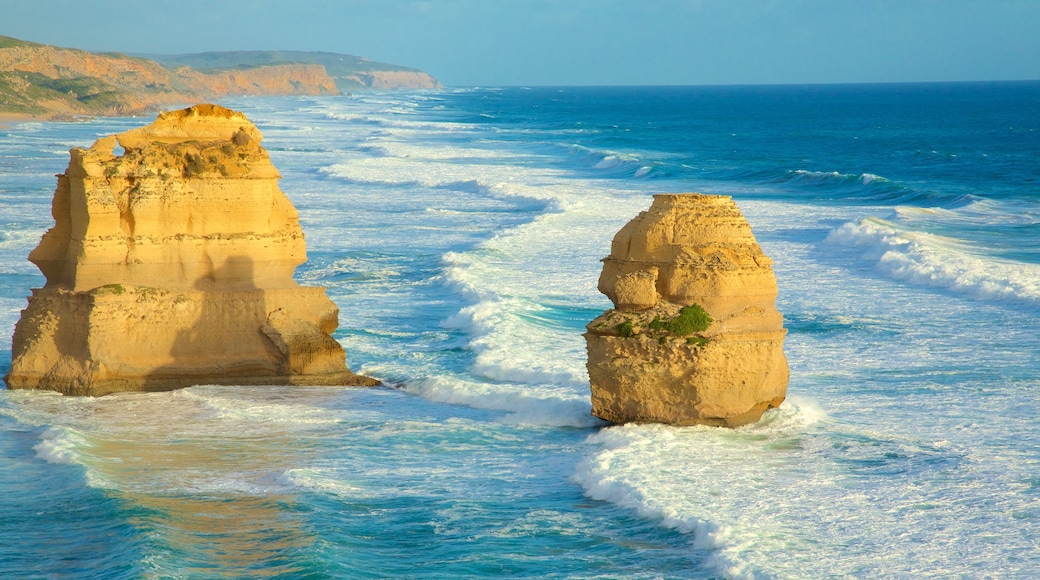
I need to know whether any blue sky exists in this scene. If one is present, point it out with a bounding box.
[3,0,1038,86]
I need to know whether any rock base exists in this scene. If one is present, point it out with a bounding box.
[5,285,378,396]
[585,326,787,427]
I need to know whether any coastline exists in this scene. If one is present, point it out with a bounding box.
[0,112,40,128]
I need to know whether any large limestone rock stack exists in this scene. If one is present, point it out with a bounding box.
[4,104,378,395]
[585,193,788,426]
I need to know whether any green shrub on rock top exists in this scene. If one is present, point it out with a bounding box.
[649,304,712,336]
[673,304,713,335]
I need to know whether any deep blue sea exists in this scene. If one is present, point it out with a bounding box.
[1,83,1039,578]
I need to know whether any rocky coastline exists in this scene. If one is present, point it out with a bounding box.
[0,35,442,119]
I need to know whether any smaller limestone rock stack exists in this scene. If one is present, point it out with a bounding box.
[585,193,788,426]
[4,104,377,395]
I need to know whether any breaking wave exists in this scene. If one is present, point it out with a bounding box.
[826,216,1040,303]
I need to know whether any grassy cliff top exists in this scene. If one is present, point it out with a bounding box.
[148,50,421,75]
[0,35,44,49]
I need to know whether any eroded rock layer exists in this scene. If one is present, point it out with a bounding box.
[4,104,377,394]
[585,193,788,426]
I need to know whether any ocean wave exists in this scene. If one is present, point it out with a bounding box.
[782,169,927,202]
[572,392,1000,577]
[33,425,88,465]
[319,160,560,218]
[438,297,588,387]
[294,255,402,285]
[406,375,600,427]
[178,388,350,426]
[320,104,477,134]
[323,112,380,124]
[419,183,645,420]
[357,144,407,158]
[0,228,45,250]
[702,167,975,207]
[894,197,1040,227]
[826,217,1040,303]
[565,145,658,179]
[571,397,834,579]
[283,468,368,497]
[791,169,888,186]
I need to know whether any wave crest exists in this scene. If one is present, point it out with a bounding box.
[826,217,1040,303]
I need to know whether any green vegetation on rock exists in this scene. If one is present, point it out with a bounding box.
[615,320,635,338]
[648,304,712,336]
[686,336,709,347]
[94,284,126,295]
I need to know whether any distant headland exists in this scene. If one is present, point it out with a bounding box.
[0,35,442,121]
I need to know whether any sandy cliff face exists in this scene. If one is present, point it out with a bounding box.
[4,104,378,395]
[0,45,177,87]
[341,70,442,90]
[0,45,340,98]
[1,44,342,116]
[175,63,339,96]
[585,194,788,426]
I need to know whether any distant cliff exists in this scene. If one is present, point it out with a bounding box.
[0,36,442,118]
[151,50,442,92]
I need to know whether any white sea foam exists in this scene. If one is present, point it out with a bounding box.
[573,397,981,578]
[177,387,367,426]
[430,192,647,408]
[0,228,46,251]
[319,158,555,207]
[283,468,367,496]
[406,375,600,427]
[438,297,587,387]
[826,216,1040,303]
[33,426,86,465]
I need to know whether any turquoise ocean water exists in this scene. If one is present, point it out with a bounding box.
[1,83,1039,577]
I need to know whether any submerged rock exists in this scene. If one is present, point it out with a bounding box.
[585,193,788,426]
[4,104,378,395]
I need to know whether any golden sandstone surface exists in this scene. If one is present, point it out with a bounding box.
[585,194,789,426]
[3,104,377,395]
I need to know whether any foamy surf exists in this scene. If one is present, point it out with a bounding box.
[406,375,600,427]
[572,395,1010,578]
[33,425,87,465]
[827,216,1040,303]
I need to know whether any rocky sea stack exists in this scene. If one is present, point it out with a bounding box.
[585,193,788,426]
[4,104,378,395]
